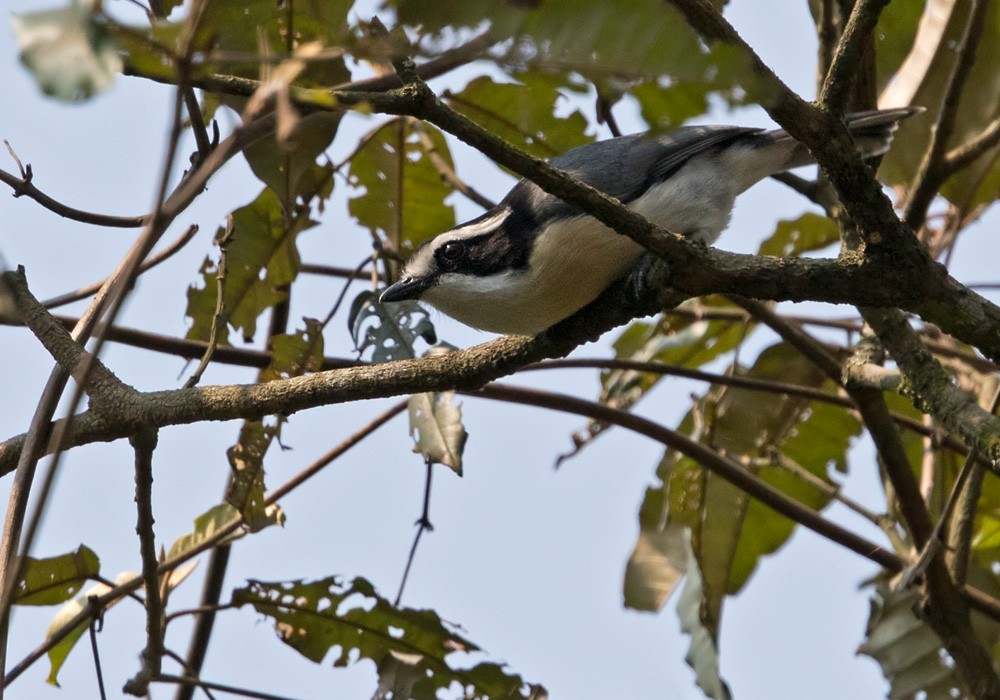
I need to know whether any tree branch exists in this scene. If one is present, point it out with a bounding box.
[123,427,163,697]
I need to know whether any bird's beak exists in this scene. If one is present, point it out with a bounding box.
[380,276,433,303]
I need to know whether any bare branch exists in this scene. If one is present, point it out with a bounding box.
[122,428,163,697]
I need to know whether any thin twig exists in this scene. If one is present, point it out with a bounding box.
[942,115,1000,176]
[156,673,301,700]
[184,216,234,389]
[396,459,434,606]
[88,617,108,700]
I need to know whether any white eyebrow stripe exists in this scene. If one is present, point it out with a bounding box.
[447,208,511,240]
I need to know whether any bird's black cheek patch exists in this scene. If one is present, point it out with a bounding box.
[443,213,537,277]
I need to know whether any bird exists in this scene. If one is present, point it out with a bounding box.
[380,107,921,335]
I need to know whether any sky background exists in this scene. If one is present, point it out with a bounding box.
[3,1,1000,698]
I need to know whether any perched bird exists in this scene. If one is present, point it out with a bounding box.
[381,107,920,335]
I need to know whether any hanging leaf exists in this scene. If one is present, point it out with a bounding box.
[676,534,732,700]
[227,420,286,532]
[233,576,541,699]
[45,571,135,686]
[12,0,121,102]
[624,343,859,622]
[409,387,468,475]
[859,583,961,699]
[350,290,436,363]
[622,485,688,611]
[14,545,99,606]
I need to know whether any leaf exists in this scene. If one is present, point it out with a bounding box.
[261,320,326,382]
[167,503,243,561]
[186,188,309,343]
[233,576,539,699]
[561,298,752,462]
[444,75,592,159]
[197,0,353,84]
[242,112,342,205]
[350,290,437,363]
[15,545,99,606]
[12,0,121,102]
[622,489,688,611]
[624,343,859,621]
[45,571,135,686]
[409,389,468,474]
[676,533,732,700]
[758,213,840,258]
[227,420,286,532]
[393,0,724,82]
[859,583,960,699]
[348,120,457,255]
[879,1,1000,208]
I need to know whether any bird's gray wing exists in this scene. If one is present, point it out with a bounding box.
[502,125,763,225]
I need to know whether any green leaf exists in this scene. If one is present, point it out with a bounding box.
[45,572,134,685]
[15,545,99,606]
[348,120,457,256]
[233,576,539,698]
[444,75,592,159]
[393,0,720,81]
[167,504,243,561]
[859,583,960,699]
[197,0,353,84]
[409,388,468,474]
[563,298,753,460]
[242,112,341,205]
[758,213,840,257]
[350,291,437,363]
[226,420,286,532]
[261,320,326,382]
[879,1,1000,209]
[12,0,121,101]
[624,343,859,624]
[186,188,309,343]
[622,490,688,611]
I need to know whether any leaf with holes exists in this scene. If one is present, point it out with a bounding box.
[15,545,99,606]
[409,389,468,474]
[348,120,457,257]
[350,290,436,363]
[233,576,540,699]
[227,420,286,532]
[444,75,592,159]
[758,213,840,257]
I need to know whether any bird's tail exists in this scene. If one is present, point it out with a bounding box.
[772,106,924,170]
